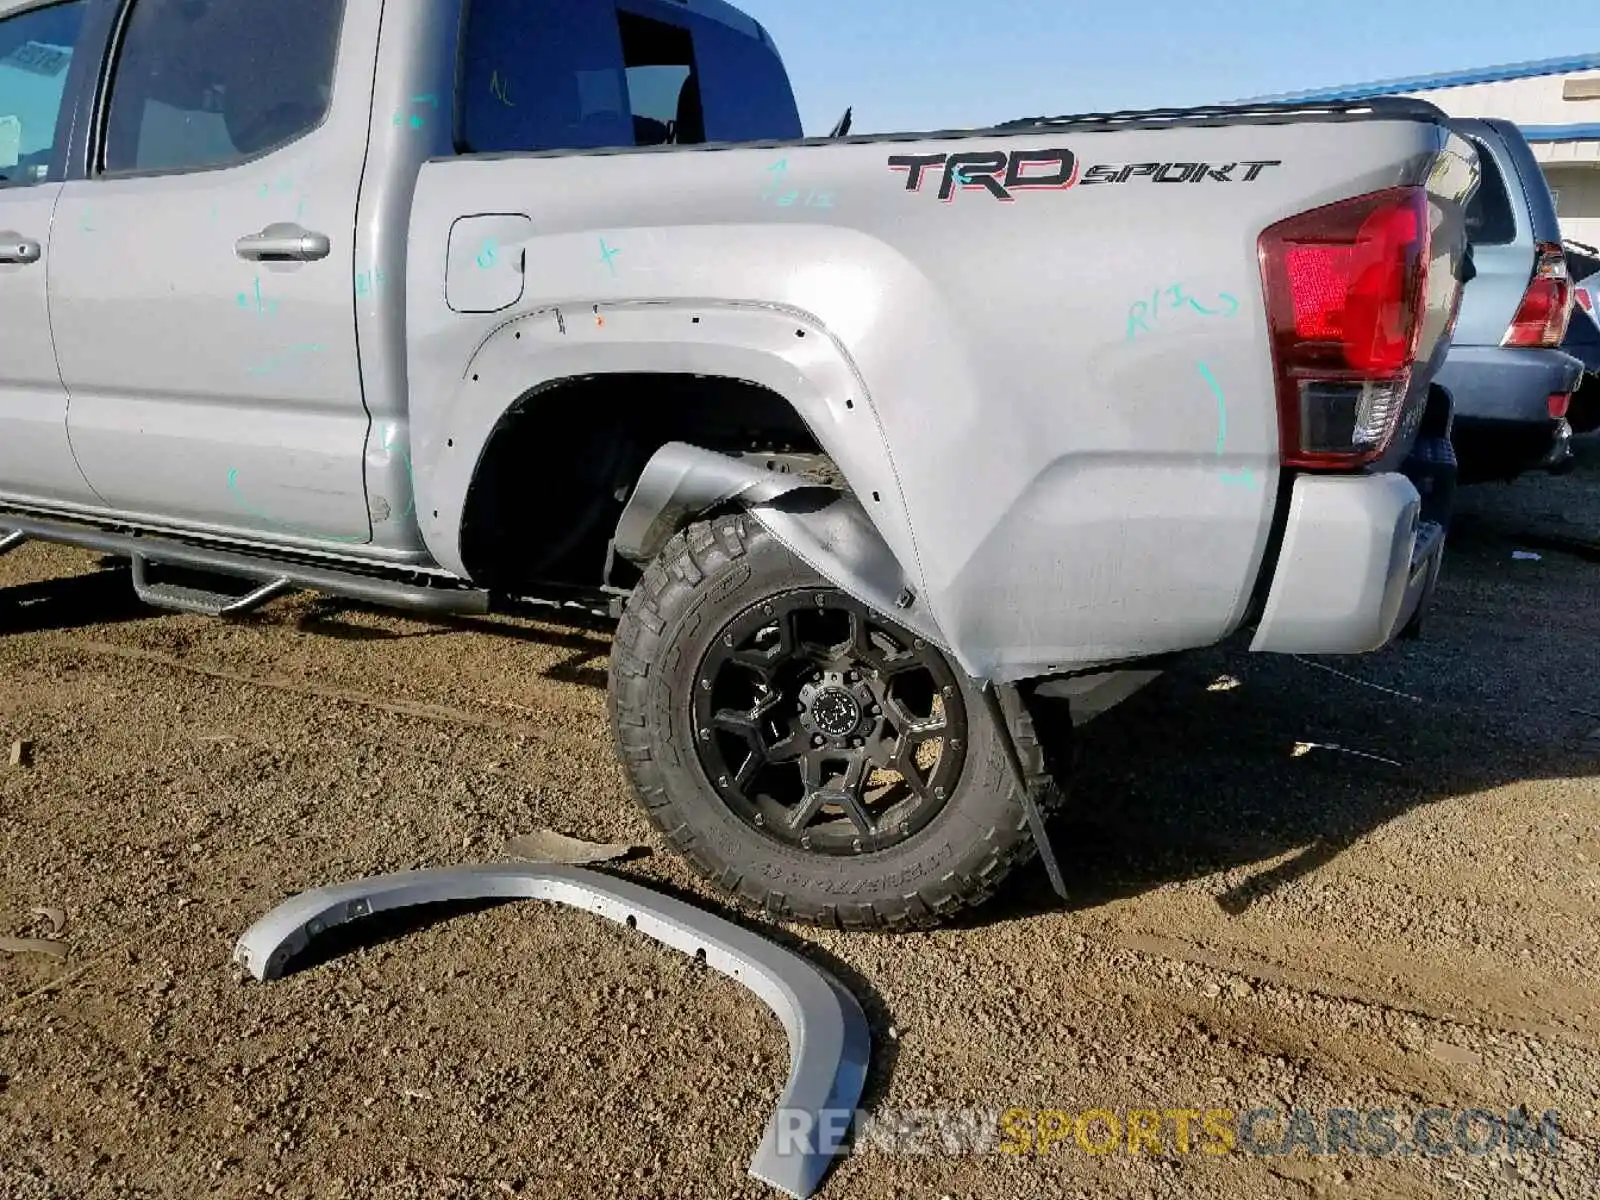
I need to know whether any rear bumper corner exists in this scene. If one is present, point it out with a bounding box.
[1249,473,1443,656]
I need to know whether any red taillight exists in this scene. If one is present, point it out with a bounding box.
[1502,242,1574,348]
[1259,186,1432,469]
[1549,393,1571,420]
[1577,287,1594,313]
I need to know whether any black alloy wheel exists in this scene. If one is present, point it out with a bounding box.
[691,589,967,856]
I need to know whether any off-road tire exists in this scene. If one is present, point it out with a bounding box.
[607,513,1068,930]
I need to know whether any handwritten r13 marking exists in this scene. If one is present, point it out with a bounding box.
[1127,284,1239,341]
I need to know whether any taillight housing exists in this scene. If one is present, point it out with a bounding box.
[1502,242,1574,348]
[1259,187,1433,469]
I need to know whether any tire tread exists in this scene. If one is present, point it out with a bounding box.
[607,515,1068,931]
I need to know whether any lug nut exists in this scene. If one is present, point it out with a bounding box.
[753,813,765,826]
[813,735,825,747]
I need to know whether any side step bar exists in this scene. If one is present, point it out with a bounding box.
[130,555,295,618]
[0,515,491,618]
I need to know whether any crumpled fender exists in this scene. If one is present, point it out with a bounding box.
[233,862,871,1200]
[613,441,952,661]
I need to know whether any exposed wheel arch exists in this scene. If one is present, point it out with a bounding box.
[458,371,821,592]
[413,302,921,598]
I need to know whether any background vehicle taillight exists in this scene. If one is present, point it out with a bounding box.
[1577,286,1593,313]
[1502,242,1574,348]
[1259,187,1432,469]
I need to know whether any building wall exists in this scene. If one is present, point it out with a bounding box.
[1547,165,1600,247]
[1396,72,1600,144]
[1392,73,1600,242]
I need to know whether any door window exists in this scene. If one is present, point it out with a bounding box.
[0,0,88,187]
[101,0,347,175]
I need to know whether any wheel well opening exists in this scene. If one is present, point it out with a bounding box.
[459,373,822,594]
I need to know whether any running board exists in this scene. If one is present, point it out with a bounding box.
[0,517,491,618]
[130,555,295,618]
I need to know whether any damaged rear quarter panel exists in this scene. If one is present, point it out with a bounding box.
[403,119,1452,679]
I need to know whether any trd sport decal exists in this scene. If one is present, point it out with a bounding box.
[888,150,1078,203]
[1081,160,1283,184]
[888,150,1283,202]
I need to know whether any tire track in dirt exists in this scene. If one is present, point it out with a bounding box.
[1097,925,1600,1051]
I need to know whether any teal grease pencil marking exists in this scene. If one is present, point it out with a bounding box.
[1198,361,1227,456]
[1197,361,1259,488]
[225,469,370,543]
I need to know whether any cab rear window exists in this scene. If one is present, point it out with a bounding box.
[1463,141,1518,247]
[456,0,801,155]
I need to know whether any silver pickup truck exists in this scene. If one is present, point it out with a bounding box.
[0,0,1479,928]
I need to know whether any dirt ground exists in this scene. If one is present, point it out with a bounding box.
[2,441,1598,1200]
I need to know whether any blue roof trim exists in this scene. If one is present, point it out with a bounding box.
[1244,51,1600,104]
[1519,123,1600,143]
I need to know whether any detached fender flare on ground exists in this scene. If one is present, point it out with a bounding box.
[233,863,872,1200]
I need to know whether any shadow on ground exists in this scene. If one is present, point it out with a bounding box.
[288,600,616,689]
[0,563,156,636]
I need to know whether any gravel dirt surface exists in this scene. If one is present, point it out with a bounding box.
[2,439,1598,1200]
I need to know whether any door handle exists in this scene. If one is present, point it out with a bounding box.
[235,222,330,262]
[0,233,42,264]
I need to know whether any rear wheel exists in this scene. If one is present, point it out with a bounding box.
[607,514,1067,930]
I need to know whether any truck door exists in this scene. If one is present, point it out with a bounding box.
[49,0,379,543]
[0,0,98,508]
